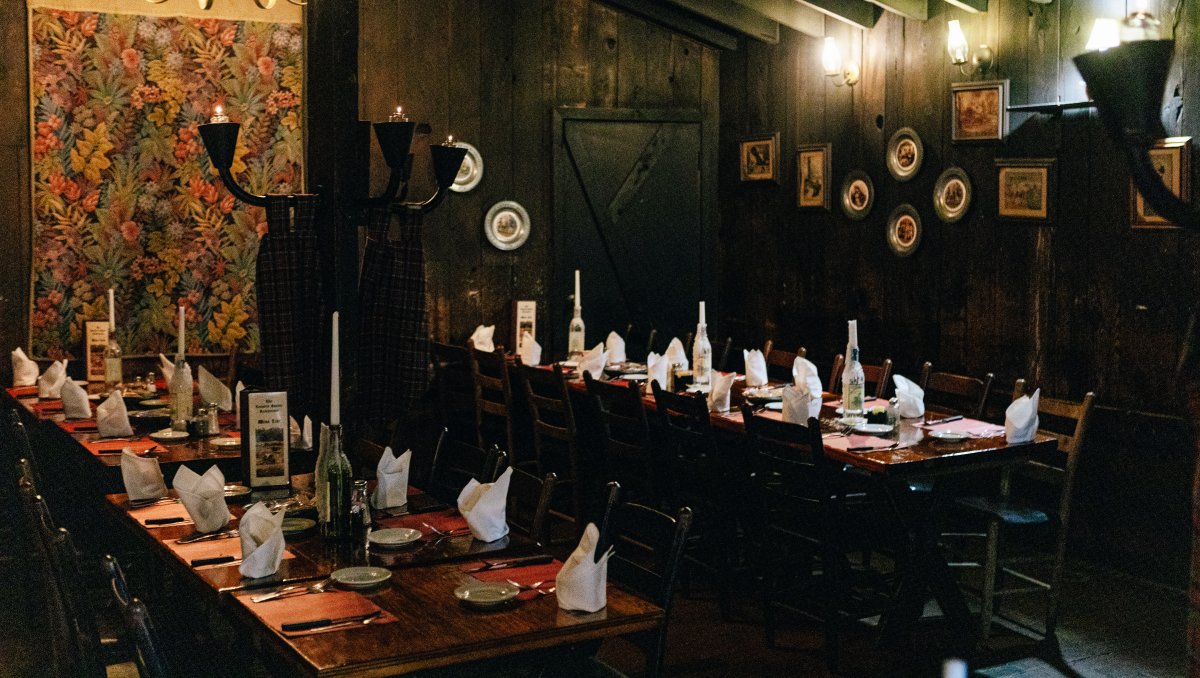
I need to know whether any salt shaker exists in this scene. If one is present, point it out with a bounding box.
[206,402,221,436]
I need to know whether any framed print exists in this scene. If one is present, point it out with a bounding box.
[996,158,1055,222]
[450,141,483,193]
[886,127,923,182]
[85,321,109,382]
[952,80,1009,142]
[740,133,780,182]
[1131,136,1191,229]
[840,170,874,221]
[886,204,922,257]
[484,200,530,251]
[239,389,291,492]
[933,167,973,223]
[512,300,537,353]
[797,143,832,209]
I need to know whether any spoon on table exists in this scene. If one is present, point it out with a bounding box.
[251,577,333,603]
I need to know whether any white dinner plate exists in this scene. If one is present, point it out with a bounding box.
[207,437,241,449]
[763,402,783,411]
[852,422,894,434]
[331,566,392,589]
[622,373,648,381]
[929,429,969,441]
[368,528,422,549]
[558,361,578,369]
[139,398,171,408]
[149,428,189,442]
[455,582,519,610]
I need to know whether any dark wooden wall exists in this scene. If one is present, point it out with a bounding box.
[0,1,30,377]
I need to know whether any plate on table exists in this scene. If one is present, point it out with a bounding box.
[852,422,894,434]
[455,582,519,610]
[763,402,783,411]
[223,484,251,499]
[622,373,648,382]
[138,398,170,408]
[557,361,578,372]
[743,386,785,404]
[281,517,316,537]
[368,528,422,549]
[149,428,188,442]
[929,429,969,442]
[331,566,392,590]
[208,437,241,449]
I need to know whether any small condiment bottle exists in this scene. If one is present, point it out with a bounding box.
[146,372,157,395]
[193,405,211,436]
[206,402,221,436]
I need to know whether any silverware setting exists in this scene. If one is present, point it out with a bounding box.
[251,577,333,603]
[506,579,556,596]
[281,610,381,633]
[177,529,239,545]
[847,443,899,453]
[129,496,178,508]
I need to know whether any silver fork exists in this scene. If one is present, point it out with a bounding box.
[251,577,333,603]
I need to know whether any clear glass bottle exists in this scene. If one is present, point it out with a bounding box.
[169,357,193,432]
[567,306,586,361]
[319,424,353,541]
[693,324,712,390]
[350,479,371,543]
[146,372,157,395]
[103,330,123,391]
[842,346,866,420]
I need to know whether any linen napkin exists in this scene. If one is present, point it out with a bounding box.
[120,449,167,502]
[61,378,92,420]
[664,338,688,371]
[158,353,175,389]
[518,331,542,366]
[238,502,286,579]
[289,416,313,450]
[96,391,133,438]
[646,352,668,391]
[173,465,231,534]
[1005,388,1040,444]
[780,386,816,423]
[580,343,608,380]
[38,360,67,399]
[792,357,823,395]
[372,447,411,509]
[556,523,613,613]
[605,331,627,364]
[708,371,734,413]
[234,381,245,421]
[893,374,925,419]
[469,325,495,353]
[456,466,512,543]
[197,366,233,411]
[744,349,768,387]
[11,347,38,387]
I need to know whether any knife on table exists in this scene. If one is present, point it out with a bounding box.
[463,555,554,573]
[191,555,239,568]
[177,529,239,544]
[281,611,382,633]
[145,517,186,525]
[924,415,964,426]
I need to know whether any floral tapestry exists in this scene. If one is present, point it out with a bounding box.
[29,8,303,358]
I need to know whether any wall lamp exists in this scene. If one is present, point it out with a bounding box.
[947,20,994,77]
[822,37,859,88]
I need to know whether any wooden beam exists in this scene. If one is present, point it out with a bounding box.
[788,0,880,31]
[942,0,987,12]
[662,0,781,44]
[600,0,740,50]
[732,0,828,37]
[867,0,928,20]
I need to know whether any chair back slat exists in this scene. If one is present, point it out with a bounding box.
[427,428,502,503]
[763,344,806,383]
[650,382,723,510]
[585,374,662,504]
[468,346,516,459]
[103,555,170,678]
[505,469,556,546]
[918,362,994,418]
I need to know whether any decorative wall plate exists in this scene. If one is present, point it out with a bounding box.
[450,142,483,193]
[484,201,530,251]
[840,170,874,221]
[886,127,923,182]
[933,167,972,223]
[886,204,922,257]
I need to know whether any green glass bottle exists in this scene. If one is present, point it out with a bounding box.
[319,424,353,540]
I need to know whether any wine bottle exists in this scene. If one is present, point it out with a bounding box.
[567,269,585,360]
[843,319,866,420]
[169,359,193,431]
[319,424,353,541]
[692,301,712,389]
[103,288,122,391]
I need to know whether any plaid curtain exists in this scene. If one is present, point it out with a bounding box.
[358,206,431,424]
[257,194,325,421]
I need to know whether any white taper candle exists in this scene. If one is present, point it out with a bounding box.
[330,311,340,426]
[699,301,706,325]
[574,269,581,309]
[848,319,858,350]
[177,305,185,357]
[107,288,115,328]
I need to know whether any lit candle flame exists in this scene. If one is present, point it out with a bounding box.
[209,104,229,124]
[446,135,456,146]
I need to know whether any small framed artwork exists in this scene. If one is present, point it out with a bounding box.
[512,300,537,352]
[840,170,874,221]
[84,321,109,382]
[239,389,291,493]
[951,80,1009,142]
[996,158,1056,222]
[1131,136,1191,229]
[740,133,780,182]
[886,127,923,182]
[797,143,832,209]
[933,167,973,224]
[886,204,922,257]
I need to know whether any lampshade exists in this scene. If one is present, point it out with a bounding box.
[822,37,842,77]
[1085,19,1121,52]
[947,20,969,65]
[1073,39,1172,146]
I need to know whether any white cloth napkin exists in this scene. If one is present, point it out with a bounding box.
[893,374,925,419]
[11,347,38,387]
[708,371,734,413]
[38,360,67,399]
[96,391,133,438]
[580,343,608,380]
[605,331,627,364]
[120,449,167,501]
[787,358,824,421]
[159,353,175,389]
[60,378,92,419]
[469,325,495,353]
[1005,389,1040,444]
[173,465,231,534]
[289,416,313,450]
[556,522,613,613]
[646,352,668,391]
[744,349,768,387]
[372,447,411,509]
[197,366,233,411]
[234,381,244,421]
[518,331,542,366]
[664,338,688,371]
[238,502,286,579]
[457,466,512,543]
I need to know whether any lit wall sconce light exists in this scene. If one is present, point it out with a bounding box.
[946,20,994,77]
[822,37,860,88]
[1085,18,1121,51]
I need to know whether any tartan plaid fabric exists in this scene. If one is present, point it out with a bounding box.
[257,194,325,421]
[358,206,431,423]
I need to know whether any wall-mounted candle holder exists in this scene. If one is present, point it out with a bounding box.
[198,119,271,208]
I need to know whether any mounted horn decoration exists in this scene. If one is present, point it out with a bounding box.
[198,107,269,208]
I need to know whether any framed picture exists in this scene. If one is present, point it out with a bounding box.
[484,200,530,251]
[886,204,922,257]
[1131,136,1192,229]
[886,127,923,182]
[239,389,291,493]
[952,80,1009,142]
[740,133,780,182]
[933,167,972,224]
[797,143,832,209]
[84,321,109,382]
[996,158,1055,222]
[512,300,537,353]
[840,170,874,221]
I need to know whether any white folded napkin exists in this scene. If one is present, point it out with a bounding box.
[580,343,608,380]
[786,358,824,421]
[556,522,613,613]
[289,416,313,450]
[96,391,133,438]
[234,381,244,421]
[605,331,627,364]
[470,325,495,353]
[173,465,231,533]
[197,366,233,411]
[893,374,925,419]
[372,447,411,509]
[11,347,38,387]
[159,353,175,389]
[646,352,668,391]
[238,502,286,579]
[1005,389,1040,444]
[60,378,92,419]
[120,449,167,501]
[744,349,768,387]
[518,331,542,366]
[708,371,734,413]
[38,360,67,399]
[664,338,688,371]
[457,466,512,543]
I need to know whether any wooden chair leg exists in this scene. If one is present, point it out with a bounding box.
[978,518,1001,643]
[1045,520,1070,641]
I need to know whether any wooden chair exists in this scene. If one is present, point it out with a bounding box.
[102,555,170,678]
[953,381,1097,648]
[426,428,505,503]
[829,354,894,400]
[917,362,994,419]
[711,336,733,372]
[624,323,658,362]
[431,341,477,444]
[468,344,518,466]
[520,364,586,536]
[504,466,557,547]
[583,372,661,507]
[762,341,807,384]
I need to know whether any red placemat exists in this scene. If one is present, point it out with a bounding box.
[162,533,294,570]
[31,399,63,414]
[129,502,193,528]
[465,560,562,600]
[58,419,98,433]
[375,509,467,536]
[6,386,37,398]
[82,439,162,456]
[234,589,397,637]
[824,434,912,453]
[916,417,1004,437]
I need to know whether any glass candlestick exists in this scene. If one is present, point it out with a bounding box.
[210,105,229,124]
